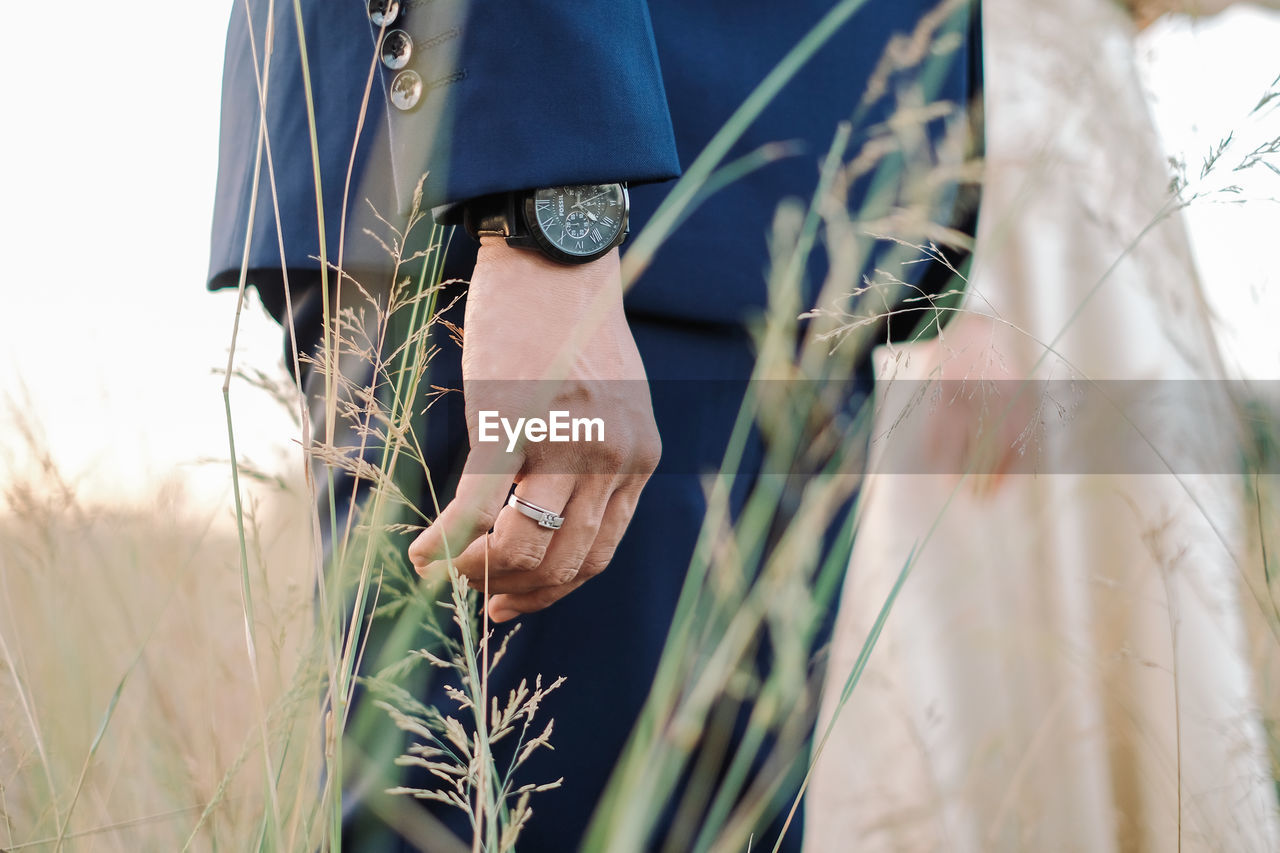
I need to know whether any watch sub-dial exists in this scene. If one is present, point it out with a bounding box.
[563,211,591,240]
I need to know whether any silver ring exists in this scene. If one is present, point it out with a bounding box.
[508,494,565,530]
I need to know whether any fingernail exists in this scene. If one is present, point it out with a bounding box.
[489,606,520,623]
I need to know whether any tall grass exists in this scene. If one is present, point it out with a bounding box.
[4,3,1280,852]
[0,414,317,850]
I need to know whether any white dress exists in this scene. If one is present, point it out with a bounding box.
[804,2,1279,850]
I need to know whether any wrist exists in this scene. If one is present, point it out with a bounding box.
[473,237,622,305]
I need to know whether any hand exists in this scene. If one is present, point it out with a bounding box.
[904,313,1036,496]
[407,238,661,622]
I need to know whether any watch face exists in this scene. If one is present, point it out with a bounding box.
[527,184,628,261]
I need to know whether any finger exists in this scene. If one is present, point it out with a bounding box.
[975,429,1021,498]
[463,474,613,595]
[487,478,644,622]
[448,474,576,589]
[408,444,520,572]
[974,389,1035,498]
[535,474,614,584]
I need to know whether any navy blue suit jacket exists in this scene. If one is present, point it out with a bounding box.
[209,0,981,334]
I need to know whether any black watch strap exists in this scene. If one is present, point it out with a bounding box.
[462,191,523,240]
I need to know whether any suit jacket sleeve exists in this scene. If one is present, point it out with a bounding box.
[374,1,682,220]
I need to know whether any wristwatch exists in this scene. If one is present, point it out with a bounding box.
[462,183,629,265]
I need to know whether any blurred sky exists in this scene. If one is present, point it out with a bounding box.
[0,2,1277,509]
[1137,7,1280,379]
[0,0,295,508]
